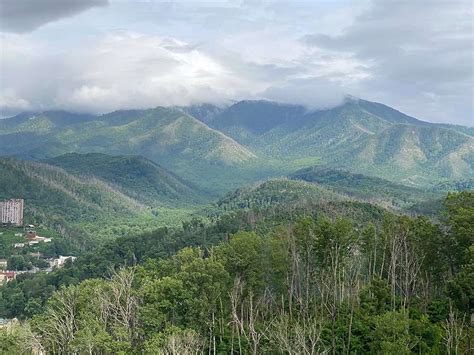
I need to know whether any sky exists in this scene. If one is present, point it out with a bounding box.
[0,0,472,125]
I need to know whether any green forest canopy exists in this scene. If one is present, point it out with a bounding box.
[1,191,472,354]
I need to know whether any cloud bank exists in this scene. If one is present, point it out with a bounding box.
[0,0,472,125]
[0,31,260,114]
[304,0,473,124]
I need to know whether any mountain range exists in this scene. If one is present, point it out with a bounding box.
[0,97,472,194]
[204,98,474,185]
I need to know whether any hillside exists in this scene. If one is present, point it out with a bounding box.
[1,108,257,167]
[0,158,194,244]
[0,108,257,193]
[179,103,224,123]
[214,178,345,212]
[289,166,441,209]
[210,100,307,138]
[0,111,96,131]
[340,124,474,184]
[43,153,208,206]
[0,158,141,230]
[201,178,389,230]
[431,179,474,192]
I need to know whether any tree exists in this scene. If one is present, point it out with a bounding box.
[370,311,414,354]
[33,285,80,354]
[7,255,30,271]
[443,192,474,272]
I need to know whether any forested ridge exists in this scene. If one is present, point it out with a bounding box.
[2,99,473,192]
[0,156,201,246]
[1,191,472,354]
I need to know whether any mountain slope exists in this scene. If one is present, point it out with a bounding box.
[211,100,307,136]
[214,178,345,212]
[179,103,224,123]
[208,98,474,184]
[43,153,208,206]
[0,156,201,243]
[202,178,388,227]
[0,157,144,230]
[2,98,472,190]
[343,124,474,184]
[209,99,391,148]
[289,166,441,208]
[431,179,474,192]
[0,108,256,165]
[0,108,257,192]
[0,111,96,132]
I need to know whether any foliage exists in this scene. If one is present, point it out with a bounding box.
[1,192,472,353]
[44,152,208,206]
[0,157,197,245]
[290,166,442,209]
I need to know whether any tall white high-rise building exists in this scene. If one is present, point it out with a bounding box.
[0,199,24,226]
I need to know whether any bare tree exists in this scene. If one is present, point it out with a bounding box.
[99,267,140,346]
[442,305,466,355]
[160,330,205,355]
[39,285,80,354]
[266,313,325,355]
[229,277,273,355]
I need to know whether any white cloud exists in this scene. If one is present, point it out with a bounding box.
[0,90,31,114]
[0,31,263,114]
[303,0,473,125]
[0,0,472,125]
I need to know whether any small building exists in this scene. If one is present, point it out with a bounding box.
[34,236,51,243]
[51,256,77,269]
[26,235,52,245]
[13,243,25,248]
[0,259,7,270]
[0,271,16,283]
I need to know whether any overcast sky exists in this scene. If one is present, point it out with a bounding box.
[0,0,472,125]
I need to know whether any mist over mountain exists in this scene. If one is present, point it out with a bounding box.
[207,98,473,184]
[1,98,472,191]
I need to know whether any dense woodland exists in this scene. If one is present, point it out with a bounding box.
[1,4,473,354]
[1,191,472,354]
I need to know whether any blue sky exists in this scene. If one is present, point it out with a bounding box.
[0,0,472,125]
